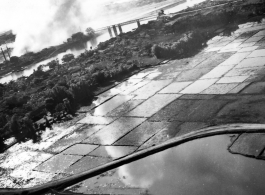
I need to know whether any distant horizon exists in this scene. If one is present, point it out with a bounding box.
[0,0,177,56]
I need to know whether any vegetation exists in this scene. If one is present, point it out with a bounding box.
[151,31,206,59]
[0,0,264,148]
[68,31,95,43]
[0,31,16,45]
[62,54,75,63]
[0,30,96,78]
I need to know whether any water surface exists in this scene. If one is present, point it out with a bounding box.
[68,134,265,195]
[0,0,208,84]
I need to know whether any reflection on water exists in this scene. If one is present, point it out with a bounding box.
[69,135,265,195]
[90,145,137,160]
[90,77,144,108]
[92,95,134,116]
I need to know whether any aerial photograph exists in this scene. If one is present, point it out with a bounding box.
[1,0,265,194]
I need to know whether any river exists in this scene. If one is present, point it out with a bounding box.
[0,0,206,84]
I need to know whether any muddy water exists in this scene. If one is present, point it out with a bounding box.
[68,134,265,195]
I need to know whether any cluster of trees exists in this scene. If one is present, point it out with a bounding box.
[9,47,57,67]
[150,0,260,59]
[0,113,37,148]
[151,31,206,59]
[0,30,96,74]
[0,0,263,148]
[67,29,95,43]
[0,47,139,146]
[0,31,16,45]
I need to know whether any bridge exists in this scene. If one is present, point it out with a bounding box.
[94,0,186,37]
[0,0,239,63]
[94,0,238,38]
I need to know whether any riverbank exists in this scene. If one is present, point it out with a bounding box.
[0,0,264,147]
[0,34,100,79]
[0,0,186,81]
[1,0,265,190]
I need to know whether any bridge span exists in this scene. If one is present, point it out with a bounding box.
[94,0,238,38]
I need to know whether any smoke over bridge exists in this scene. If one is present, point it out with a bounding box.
[0,0,118,56]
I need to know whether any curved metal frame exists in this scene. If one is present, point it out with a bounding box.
[1,123,265,195]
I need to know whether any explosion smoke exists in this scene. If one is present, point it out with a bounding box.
[0,0,121,56]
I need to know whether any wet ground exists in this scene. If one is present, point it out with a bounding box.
[65,135,265,195]
[1,19,265,190]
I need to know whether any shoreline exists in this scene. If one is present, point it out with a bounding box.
[0,0,265,190]
[0,0,264,154]
[0,0,189,82]
[0,36,98,81]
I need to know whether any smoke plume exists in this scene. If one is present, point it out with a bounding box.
[0,0,120,56]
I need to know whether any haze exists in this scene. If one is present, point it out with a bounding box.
[0,0,136,56]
